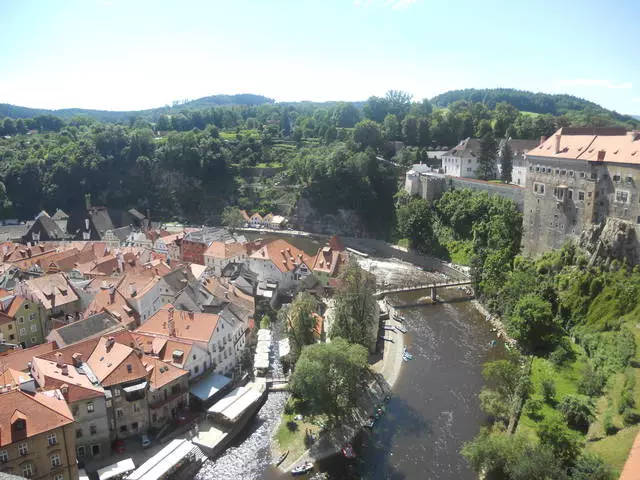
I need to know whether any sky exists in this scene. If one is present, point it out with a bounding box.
[0,0,639,113]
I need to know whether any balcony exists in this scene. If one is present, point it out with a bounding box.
[148,389,187,409]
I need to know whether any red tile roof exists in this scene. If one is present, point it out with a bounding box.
[0,342,56,371]
[24,273,79,310]
[249,239,313,273]
[31,357,104,403]
[143,355,188,390]
[86,337,147,387]
[136,305,219,345]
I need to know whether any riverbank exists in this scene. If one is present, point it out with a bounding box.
[471,299,517,347]
[275,312,406,472]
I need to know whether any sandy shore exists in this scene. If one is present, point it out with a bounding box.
[471,299,517,347]
[278,305,406,471]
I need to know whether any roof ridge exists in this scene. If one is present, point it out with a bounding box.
[575,135,599,161]
[30,390,74,421]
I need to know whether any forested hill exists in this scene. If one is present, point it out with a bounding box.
[0,94,274,122]
[431,88,636,124]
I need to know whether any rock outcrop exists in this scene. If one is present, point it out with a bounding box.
[579,217,640,266]
[290,197,368,237]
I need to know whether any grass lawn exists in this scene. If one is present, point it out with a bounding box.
[275,399,326,466]
[587,425,639,476]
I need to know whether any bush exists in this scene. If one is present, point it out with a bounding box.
[260,314,272,330]
[541,378,556,404]
[559,395,594,432]
[578,365,605,397]
[524,398,544,421]
[549,343,573,367]
[623,409,640,426]
[602,412,618,436]
[619,389,635,414]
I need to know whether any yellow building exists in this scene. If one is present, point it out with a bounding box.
[0,290,46,348]
[0,389,78,480]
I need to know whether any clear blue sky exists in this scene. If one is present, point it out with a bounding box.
[1,0,638,113]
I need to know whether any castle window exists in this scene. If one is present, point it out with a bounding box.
[553,187,565,201]
[568,189,573,200]
[579,171,585,178]
[535,166,540,172]
[560,170,566,175]
[533,183,545,195]
[615,190,630,204]
[569,170,574,177]
[578,191,585,201]
[555,169,560,175]
[613,174,621,182]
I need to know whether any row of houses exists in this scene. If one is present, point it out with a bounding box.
[240,211,287,229]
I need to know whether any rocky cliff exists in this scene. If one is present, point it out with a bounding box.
[290,197,368,237]
[579,217,640,266]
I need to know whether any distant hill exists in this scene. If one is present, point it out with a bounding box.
[0,94,274,122]
[430,88,637,124]
[633,115,640,121]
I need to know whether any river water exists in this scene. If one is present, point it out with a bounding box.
[196,258,505,480]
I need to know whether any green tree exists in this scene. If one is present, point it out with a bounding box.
[260,314,272,329]
[569,453,612,480]
[289,338,368,423]
[508,294,561,353]
[330,259,377,349]
[2,118,17,136]
[417,117,431,147]
[479,357,531,424]
[395,196,435,253]
[385,90,412,119]
[537,415,582,467]
[332,102,361,128]
[493,102,520,138]
[282,292,318,363]
[401,115,418,145]
[221,206,245,230]
[500,140,514,183]
[383,114,401,141]
[477,125,498,180]
[353,119,383,151]
[558,395,594,432]
[363,96,390,123]
[280,107,291,137]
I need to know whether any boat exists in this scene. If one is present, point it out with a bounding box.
[395,315,406,322]
[275,450,289,467]
[364,416,376,429]
[342,443,356,459]
[291,461,314,476]
[395,324,407,334]
[373,404,385,419]
[402,347,413,361]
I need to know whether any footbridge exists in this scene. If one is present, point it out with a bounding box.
[376,280,474,301]
[266,375,289,392]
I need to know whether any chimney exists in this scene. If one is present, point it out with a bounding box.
[60,384,69,400]
[540,136,547,145]
[60,364,69,376]
[167,307,175,336]
[597,150,606,162]
[188,311,194,320]
[108,286,116,304]
[106,336,115,351]
[554,135,561,154]
[85,218,90,231]
[129,282,137,297]
[55,352,63,368]
[85,193,91,211]
[72,352,83,367]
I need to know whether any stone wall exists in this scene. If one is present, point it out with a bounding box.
[448,177,525,210]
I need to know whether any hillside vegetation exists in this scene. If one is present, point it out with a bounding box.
[431,88,638,128]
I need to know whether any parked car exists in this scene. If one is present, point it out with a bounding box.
[141,434,151,448]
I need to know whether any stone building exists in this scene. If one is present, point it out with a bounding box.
[523,127,640,257]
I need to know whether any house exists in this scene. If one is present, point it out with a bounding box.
[269,215,286,229]
[31,354,111,462]
[498,138,541,186]
[116,273,162,324]
[46,311,124,347]
[441,138,485,179]
[152,232,185,259]
[85,280,139,329]
[22,214,69,244]
[19,273,81,331]
[143,355,189,428]
[311,236,347,287]
[180,227,239,264]
[0,388,78,480]
[65,197,145,241]
[523,128,640,257]
[0,366,31,393]
[157,266,197,307]
[51,209,69,234]
[0,289,46,348]
[247,239,315,292]
[0,342,56,372]
[239,210,250,226]
[248,213,262,228]
[203,241,248,276]
[137,305,245,379]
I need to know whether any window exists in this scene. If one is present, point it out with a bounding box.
[47,433,57,446]
[7,324,12,330]
[578,191,585,201]
[21,463,33,477]
[569,170,574,177]
[615,190,630,204]
[90,424,97,435]
[194,365,199,374]
[579,171,585,178]
[19,328,26,336]
[18,443,28,456]
[626,176,633,184]
[30,337,36,343]
[116,409,123,418]
[560,170,566,175]
[50,453,61,468]
[535,166,540,172]
[114,388,120,397]
[613,174,621,182]
[87,402,94,413]
[555,169,559,175]
[29,313,36,321]
[54,474,64,480]
[77,446,85,458]
[131,422,139,431]
[76,429,83,439]
[568,189,573,200]
[92,445,100,456]
[18,317,24,324]
[133,402,141,413]
[119,425,128,433]
[30,324,37,332]
[0,450,7,463]
[533,183,545,195]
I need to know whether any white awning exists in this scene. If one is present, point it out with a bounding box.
[123,381,147,393]
[254,352,270,370]
[98,458,135,480]
[278,338,290,358]
[127,439,196,480]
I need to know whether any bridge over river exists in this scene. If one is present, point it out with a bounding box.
[375,279,474,301]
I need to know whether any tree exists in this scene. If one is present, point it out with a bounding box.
[363,96,390,123]
[479,356,531,424]
[385,90,412,120]
[330,259,377,349]
[493,102,520,138]
[417,117,431,147]
[396,196,435,253]
[353,119,383,151]
[280,107,291,137]
[383,114,401,141]
[500,140,514,183]
[332,102,360,128]
[508,294,561,353]
[558,395,594,432]
[289,338,368,423]
[221,206,245,230]
[477,124,498,180]
[537,416,582,467]
[281,292,318,363]
[569,453,613,480]
[2,118,17,136]
[401,115,418,145]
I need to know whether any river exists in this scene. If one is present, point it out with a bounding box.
[196,258,505,480]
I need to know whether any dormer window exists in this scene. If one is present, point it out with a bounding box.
[14,419,25,431]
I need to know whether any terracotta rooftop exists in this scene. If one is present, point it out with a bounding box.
[0,389,73,446]
[204,241,247,260]
[130,333,194,369]
[137,305,220,345]
[24,273,79,310]
[0,342,56,371]
[85,281,138,329]
[249,238,312,273]
[31,357,104,403]
[143,355,188,390]
[86,336,147,387]
[312,245,346,276]
[0,366,30,392]
[528,128,640,165]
